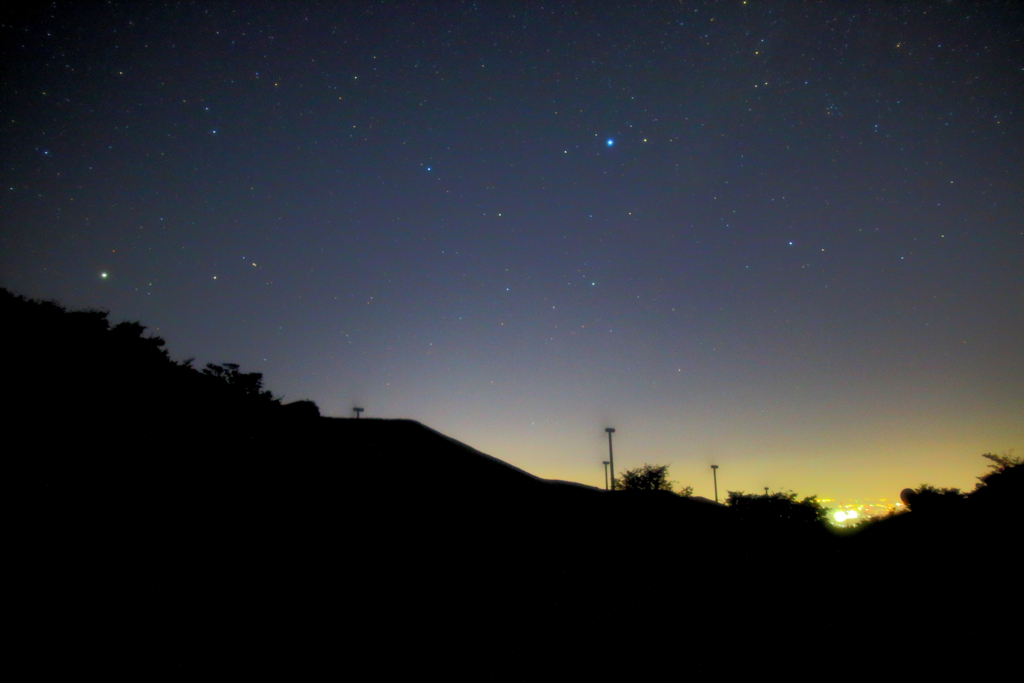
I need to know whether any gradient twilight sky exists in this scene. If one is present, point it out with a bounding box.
[2,1,1021,501]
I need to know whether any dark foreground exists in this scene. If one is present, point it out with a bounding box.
[18,416,1018,678]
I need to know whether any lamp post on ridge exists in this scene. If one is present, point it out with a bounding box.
[711,465,719,503]
[602,461,610,491]
[605,428,616,491]
[353,407,364,419]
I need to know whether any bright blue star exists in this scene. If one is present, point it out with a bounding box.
[606,138,614,146]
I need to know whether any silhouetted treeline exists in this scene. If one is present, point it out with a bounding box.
[2,288,319,452]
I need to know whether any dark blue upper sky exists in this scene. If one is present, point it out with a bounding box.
[2,1,1021,500]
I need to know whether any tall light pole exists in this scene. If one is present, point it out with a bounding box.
[602,461,610,491]
[353,407,364,419]
[605,428,616,491]
[711,465,719,503]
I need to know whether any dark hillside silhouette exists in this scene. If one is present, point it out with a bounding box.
[6,288,1018,678]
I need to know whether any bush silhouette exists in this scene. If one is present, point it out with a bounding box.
[900,484,965,513]
[726,489,829,527]
[614,463,692,495]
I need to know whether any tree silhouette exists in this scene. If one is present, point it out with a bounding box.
[970,451,1021,516]
[978,451,1021,482]
[202,362,278,403]
[614,464,692,495]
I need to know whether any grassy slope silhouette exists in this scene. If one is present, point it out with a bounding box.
[6,288,1017,677]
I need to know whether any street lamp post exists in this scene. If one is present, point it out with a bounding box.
[711,465,719,503]
[602,461,610,491]
[353,407,364,419]
[598,430,614,489]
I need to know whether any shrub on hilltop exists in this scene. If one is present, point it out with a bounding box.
[726,489,829,528]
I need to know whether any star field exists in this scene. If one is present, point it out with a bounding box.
[2,1,1021,500]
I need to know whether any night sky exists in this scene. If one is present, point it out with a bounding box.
[3,1,1021,502]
